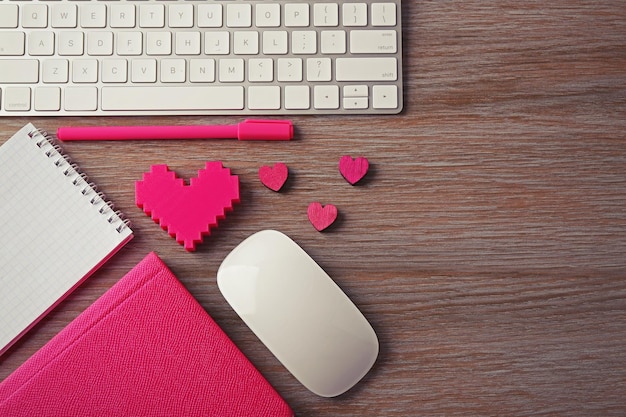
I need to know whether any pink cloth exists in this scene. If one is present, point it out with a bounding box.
[0,252,293,417]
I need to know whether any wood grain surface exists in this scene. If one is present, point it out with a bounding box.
[2,1,626,416]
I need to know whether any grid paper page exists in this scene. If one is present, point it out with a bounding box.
[0,123,133,354]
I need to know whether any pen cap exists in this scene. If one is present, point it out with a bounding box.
[237,120,293,141]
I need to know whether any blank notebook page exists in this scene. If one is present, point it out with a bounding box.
[0,123,133,354]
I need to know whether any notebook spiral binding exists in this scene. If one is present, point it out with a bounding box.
[27,128,131,233]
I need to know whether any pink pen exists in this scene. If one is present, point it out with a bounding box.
[57,119,294,141]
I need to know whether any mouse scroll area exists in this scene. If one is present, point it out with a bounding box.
[217,230,379,398]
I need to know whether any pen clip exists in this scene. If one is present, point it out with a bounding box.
[237,119,294,141]
[243,119,292,125]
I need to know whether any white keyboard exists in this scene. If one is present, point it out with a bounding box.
[0,0,402,116]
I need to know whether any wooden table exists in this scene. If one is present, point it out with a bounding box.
[2,1,626,415]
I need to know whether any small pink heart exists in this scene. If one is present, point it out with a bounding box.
[259,162,288,191]
[136,162,240,251]
[307,202,338,231]
[339,155,369,185]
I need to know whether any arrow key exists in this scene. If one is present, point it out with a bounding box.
[372,85,398,109]
[343,97,368,110]
[343,84,368,98]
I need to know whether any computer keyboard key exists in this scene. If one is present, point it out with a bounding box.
[87,32,114,56]
[72,60,98,83]
[117,32,143,56]
[284,85,310,110]
[335,58,397,81]
[175,32,201,55]
[320,30,347,54]
[0,60,39,83]
[51,4,78,28]
[227,4,252,28]
[373,85,398,109]
[22,4,48,29]
[110,4,136,28]
[168,4,194,28]
[34,87,61,111]
[248,86,281,110]
[58,32,84,56]
[307,58,332,82]
[344,85,368,98]
[189,59,216,82]
[262,31,289,54]
[285,4,310,27]
[65,86,97,111]
[313,3,339,27]
[350,30,397,54]
[198,4,223,28]
[0,32,25,56]
[205,32,230,55]
[233,31,259,55]
[101,86,245,111]
[278,58,303,82]
[344,97,368,110]
[80,4,106,29]
[219,59,245,82]
[139,4,165,28]
[0,5,19,28]
[249,58,274,82]
[146,32,172,56]
[102,59,128,83]
[28,32,55,56]
[42,59,69,83]
[371,3,397,27]
[314,85,339,109]
[131,59,157,82]
[342,3,368,27]
[292,31,317,54]
[256,4,281,28]
[4,87,31,111]
[160,59,186,83]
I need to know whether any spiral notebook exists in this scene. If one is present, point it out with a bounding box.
[0,123,133,355]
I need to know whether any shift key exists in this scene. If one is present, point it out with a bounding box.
[336,57,397,82]
[0,60,39,83]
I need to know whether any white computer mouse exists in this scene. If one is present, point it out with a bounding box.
[217,230,379,397]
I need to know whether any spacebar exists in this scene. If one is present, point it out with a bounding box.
[101,86,244,111]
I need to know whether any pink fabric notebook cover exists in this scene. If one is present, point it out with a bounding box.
[0,252,293,417]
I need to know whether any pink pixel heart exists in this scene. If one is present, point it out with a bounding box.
[339,155,369,185]
[307,202,338,231]
[259,162,288,191]
[136,162,240,251]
